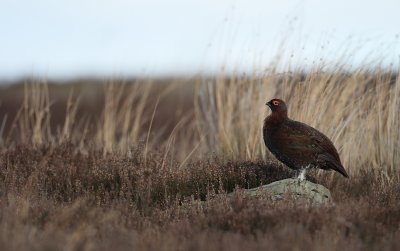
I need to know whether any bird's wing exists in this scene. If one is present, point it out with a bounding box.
[276,126,321,163]
[283,121,336,153]
[278,120,348,176]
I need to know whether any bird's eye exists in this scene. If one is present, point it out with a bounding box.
[272,100,279,106]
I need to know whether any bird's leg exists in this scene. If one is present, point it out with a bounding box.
[298,169,306,181]
[297,166,309,181]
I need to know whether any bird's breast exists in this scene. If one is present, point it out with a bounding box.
[263,125,284,154]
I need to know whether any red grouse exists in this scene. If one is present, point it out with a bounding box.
[263,99,348,179]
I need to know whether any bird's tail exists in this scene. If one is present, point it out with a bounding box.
[329,161,349,178]
[319,154,349,178]
[334,164,349,178]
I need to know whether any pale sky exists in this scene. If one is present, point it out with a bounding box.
[0,0,399,79]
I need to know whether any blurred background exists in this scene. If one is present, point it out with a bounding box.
[1,0,399,81]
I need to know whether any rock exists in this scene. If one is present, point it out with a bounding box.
[237,178,332,204]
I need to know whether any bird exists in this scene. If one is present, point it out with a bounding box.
[263,98,348,180]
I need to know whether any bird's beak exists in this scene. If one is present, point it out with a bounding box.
[266,101,272,108]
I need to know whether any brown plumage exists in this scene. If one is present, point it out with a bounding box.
[263,99,348,179]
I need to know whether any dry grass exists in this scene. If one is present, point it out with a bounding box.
[196,68,400,178]
[0,66,399,250]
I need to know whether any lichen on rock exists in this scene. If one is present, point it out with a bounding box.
[238,178,332,204]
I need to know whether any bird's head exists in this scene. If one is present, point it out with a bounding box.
[266,99,288,114]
